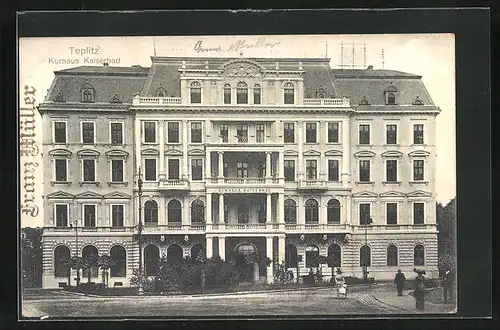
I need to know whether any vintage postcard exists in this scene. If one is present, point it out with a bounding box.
[19,33,457,319]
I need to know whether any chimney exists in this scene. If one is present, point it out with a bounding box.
[367,65,373,70]
[103,63,109,67]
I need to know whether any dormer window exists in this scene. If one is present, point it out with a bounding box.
[236,82,248,104]
[384,85,398,105]
[54,92,65,103]
[110,93,122,103]
[81,83,95,103]
[157,91,165,97]
[284,82,294,104]
[156,85,166,97]
[316,86,326,98]
[190,81,202,104]
[223,84,232,104]
[412,96,424,105]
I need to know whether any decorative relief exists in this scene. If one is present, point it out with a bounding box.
[223,63,261,78]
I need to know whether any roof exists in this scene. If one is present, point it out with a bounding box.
[55,66,150,76]
[332,69,421,78]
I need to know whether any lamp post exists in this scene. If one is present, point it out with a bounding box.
[362,216,373,281]
[70,218,80,285]
[137,167,144,295]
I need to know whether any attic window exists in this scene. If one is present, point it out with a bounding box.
[156,85,166,97]
[110,94,122,104]
[359,96,370,105]
[316,86,326,98]
[54,92,65,102]
[81,83,95,103]
[384,85,398,105]
[412,96,424,105]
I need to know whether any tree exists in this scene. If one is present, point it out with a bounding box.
[21,227,42,289]
[65,256,86,286]
[437,198,457,273]
[97,255,115,287]
[296,254,303,283]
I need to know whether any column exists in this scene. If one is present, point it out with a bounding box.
[266,193,272,223]
[218,236,226,260]
[342,118,351,184]
[218,152,224,178]
[297,122,304,182]
[100,198,106,227]
[266,236,274,283]
[278,236,286,264]
[278,151,284,180]
[319,196,327,225]
[345,195,352,225]
[183,196,190,226]
[206,236,213,258]
[134,117,141,173]
[205,151,211,179]
[298,196,305,225]
[206,193,212,224]
[278,193,284,224]
[265,152,271,178]
[219,194,224,223]
[182,120,189,180]
[159,120,165,180]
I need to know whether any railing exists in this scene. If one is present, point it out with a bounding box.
[158,178,189,189]
[298,179,327,189]
[353,224,436,232]
[303,97,350,107]
[133,96,182,105]
[44,227,136,233]
[141,224,206,232]
[224,178,265,184]
[284,223,350,231]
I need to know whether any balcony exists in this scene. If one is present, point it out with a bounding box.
[132,96,182,105]
[352,224,437,233]
[158,178,190,191]
[207,176,284,189]
[206,223,280,234]
[284,223,350,233]
[303,97,350,107]
[298,179,328,191]
[141,224,206,234]
[43,227,136,234]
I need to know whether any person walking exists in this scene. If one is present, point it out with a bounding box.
[394,269,406,296]
[442,268,454,304]
[413,269,426,310]
[309,268,314,284]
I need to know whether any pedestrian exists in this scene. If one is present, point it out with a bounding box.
[289,270,294,284]
[413,268,426,310]
[394,269,406,296]
[309,268,314,284]
[442,268,454,304]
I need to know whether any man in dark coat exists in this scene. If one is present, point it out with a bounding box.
[394,269,406,296]
[413,269,426,310]
[442,268,454,304]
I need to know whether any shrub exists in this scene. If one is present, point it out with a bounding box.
[129,269,155,292]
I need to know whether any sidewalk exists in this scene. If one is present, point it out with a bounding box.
[372,289,456,314]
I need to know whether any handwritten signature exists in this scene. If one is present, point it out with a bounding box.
[194,37,281,53]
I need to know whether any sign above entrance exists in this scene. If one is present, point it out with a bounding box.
[218,187,271,194]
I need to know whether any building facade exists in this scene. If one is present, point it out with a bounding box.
[38,56,440,289]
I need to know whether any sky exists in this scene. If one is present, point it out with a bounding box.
[19,34,456,228]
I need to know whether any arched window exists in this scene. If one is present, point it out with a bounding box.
[54,245,70,277]
[191,199,205,224]
[82,90,94,102]
[191,244,206,260]
[144,244,159,276]
[305,245,319,268]
[327,199,341,224]
[387,245,398,266]
[167,244,184,264]
[414,244,425,266]
[82,245,99,278]
[223,84,231,104]
[284,82,295,104]
[387,92,396,105]
[144,200,158,225]
[110,245,126,277]
[190,81,201,104]
[253,84,261,104]
[327,244,341,268]
[305,199,319,224]
[167,199,182,224]
[236,243,256,255]
[284,199,297,224]
[360,245,371,267]
[384,85,398,105]
[157,91,165,97]
[236,82,248,104]
[285,244,298,268]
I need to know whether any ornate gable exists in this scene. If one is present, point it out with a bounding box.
[379,190,406,198]
[188,148,205,156]
[221,60,264,78]
[165,148,183,156]
[303,150,321,157]
[352,191,378,198]
[381,150,403,158]
[48,149,72,158]
[105,149,130,158]
[46,191,75,200]
[408,150,431,158]
[407,190,432,198]
[284,150,299,156]
[104,192,132,199]
[76,149,100,158]
[75,191,103,199]
[142,148,159,156]
[354,150,376,158]
[325,149,342,156]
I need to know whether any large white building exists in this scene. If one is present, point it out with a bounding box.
[38,56,440,289]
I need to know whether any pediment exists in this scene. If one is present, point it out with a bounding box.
[220,60,264,78]
[303,150,321,157]
[104,192,132,199]
[46,191,75,199]
[188,148,205,156]
[325,149,343,156]
[407,190,432,198]
[352,191,378,198]
[381,150,403,158]
[76,149,100,158]
[48,148,72,157]
[75,191,103,199]
[408,150,431,158]
[284,150,298,156]
[165,148,183,156]
[105,149,130,158]
[354,150,376,158]
[379,190,406,198]
[142,148,159,156]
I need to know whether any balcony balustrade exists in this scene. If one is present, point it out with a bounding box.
[158,178,190,190]
[207,176,284,187]
[283,223,350,233]
[297,179,328,191]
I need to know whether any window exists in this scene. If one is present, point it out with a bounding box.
[328,160,339,182]
[191,159,203,180]
[237,162,249,178]
[283,123,295,143]
[360,245,371,267]
[253,84,261,104]
[190,81,201,104]
[83,205,96,227]
[256,124,265,143]
[55,204,68,227]
[54,246,70,277]
[413,202,425,225]
[306,160,317,180]
[359,160,371,182]
[386,203,398,225]
[168,122,179,143]
[82,245,98,278]
[327,199,341,224]
[284,82,294,104]
[223,84,231,104]
[359,124,370,145]
[55,159,67,182]
[144,244,159,276]
[167,200,181,224]
[110,245,126,277]
[110,123,123,145]
[111,159,124,182]
[328,122,339,143]
[236,124,248,143]
[387,245,398,266]
[54,122,67,143]
[144,121,156,143]
[157,91,165,97]
[413,160,425,181]
[191,122,202,143]
[285,245,298,268]
[144,200,158,225]
[386,124,397,145]
[305,245,319,268]
[191,200,205,224]
[284,199,297,223]
[387,93,396,105]
[359,203,371,225]
[236,82,248,104]
[238,204,249,223]
[111,205,124,227]
[82,159,95,182]
[82,90,94,103]
[168,159,180,180]
[167,244,184,264]
[305,199,319,224]
[81,122,95,144]
[258,162,265,178]
[386,159,398,182]
[414,124,424,144]
[414,245,425,266]
[220,124,228,143]
[328,244,341,268]
[284,160,295,182]
[305,122,317,143]
[144,159,157,181]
